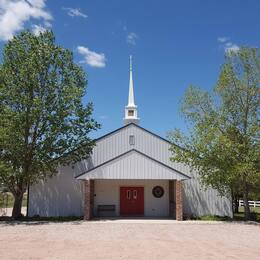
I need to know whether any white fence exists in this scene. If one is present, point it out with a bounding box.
[239,200,260,208]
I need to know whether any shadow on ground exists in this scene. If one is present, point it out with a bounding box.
[0,216,84,226]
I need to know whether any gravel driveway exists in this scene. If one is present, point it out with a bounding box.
[0,220,259,260]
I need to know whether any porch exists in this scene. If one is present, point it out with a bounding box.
[83,179,183,221]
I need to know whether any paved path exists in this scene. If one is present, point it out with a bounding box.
[0,220,259,259]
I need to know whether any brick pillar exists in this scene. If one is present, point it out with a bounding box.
[175,181,183,221]
[84,179,94,220]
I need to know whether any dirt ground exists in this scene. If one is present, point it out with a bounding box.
[0,220,259,260]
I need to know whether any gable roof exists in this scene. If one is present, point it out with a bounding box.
[76,149,190,180]
[95,123,172,145]
[55,123,181,163]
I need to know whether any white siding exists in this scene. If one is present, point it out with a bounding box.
[28,165,84,217]
[94,180,169,217]
[28,124,233,217]
[183,171,232,216]
[86,124,232,217]
[78,150,187,180]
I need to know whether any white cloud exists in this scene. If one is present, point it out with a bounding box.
[32,24,46,35]
[31,20,51,35]
[0,0,52,41]
[217,37,229,43]
[225,43,240,53]
[63,7,87,18]
[126,32,138,45]
[77,46,106,68]
[99,115,108,119]
[43,20,52,28]
[217,36,240,53]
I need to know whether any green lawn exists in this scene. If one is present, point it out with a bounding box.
[238,206,260,214]
[234,206,260,222]
[0,192,27,208]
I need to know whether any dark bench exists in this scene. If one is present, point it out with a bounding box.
[97,205,116,213]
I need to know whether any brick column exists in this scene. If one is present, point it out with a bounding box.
[84,179,94,220]
[175,180,183,221]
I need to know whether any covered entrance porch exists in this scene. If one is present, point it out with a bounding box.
[76,149,190,221]
[83,179,183,221]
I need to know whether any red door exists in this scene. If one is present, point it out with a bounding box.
[120,187,144,216]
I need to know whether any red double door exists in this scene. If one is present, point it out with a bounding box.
[120,187,144,216]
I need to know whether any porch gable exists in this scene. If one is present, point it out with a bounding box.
[76,149,190,180]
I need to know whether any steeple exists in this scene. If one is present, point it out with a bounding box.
[124,55,140,125]
[128,55,135,106]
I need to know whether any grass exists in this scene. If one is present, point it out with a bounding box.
[184,206,260,222]
[233,206,260,222]
[0,192,27,208]
[239,206,260,213]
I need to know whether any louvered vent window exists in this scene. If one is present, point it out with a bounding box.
[129,135,135,145]
[128,110,134,116]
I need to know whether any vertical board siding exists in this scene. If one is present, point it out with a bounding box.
[91,125,191,176]
[90,124,232,217]
[28,165,84,217]
[86,151,183,180]
[28,124,232,217]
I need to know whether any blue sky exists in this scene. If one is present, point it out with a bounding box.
[0,0,259,138]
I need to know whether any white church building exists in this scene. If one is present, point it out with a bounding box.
[28,57,232,220]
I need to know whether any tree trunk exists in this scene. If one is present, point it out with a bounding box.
[234,198,239,214]
[12,192,24,219]
[242,182,251,220]
[231,188,239,214]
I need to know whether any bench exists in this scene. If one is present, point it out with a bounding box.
[97,205,116,214]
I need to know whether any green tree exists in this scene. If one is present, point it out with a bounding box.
[169,47,260,220]
[0,31,99,218]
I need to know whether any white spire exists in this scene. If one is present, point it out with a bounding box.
[128,55,135,107]
[123,55,140,125]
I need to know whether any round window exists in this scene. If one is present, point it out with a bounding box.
[152,186,164,198]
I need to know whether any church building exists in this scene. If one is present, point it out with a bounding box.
[28,57,232,220]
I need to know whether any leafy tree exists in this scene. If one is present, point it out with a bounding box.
[0,31,99,218]
[169,47,260,220]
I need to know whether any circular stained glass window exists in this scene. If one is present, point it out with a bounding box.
[152,186,164,198]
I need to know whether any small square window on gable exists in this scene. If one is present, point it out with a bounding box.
[129,135,135,145]
[128,110,134,116]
